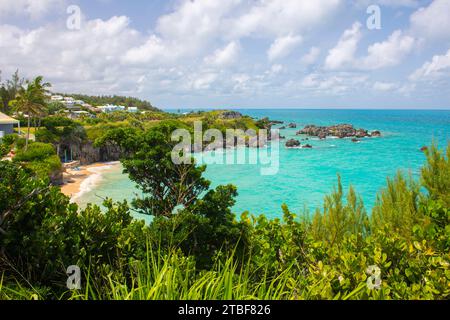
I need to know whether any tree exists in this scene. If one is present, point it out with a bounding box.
[9,76,51,150]
[122,121,210,217]
[0,70,24,114]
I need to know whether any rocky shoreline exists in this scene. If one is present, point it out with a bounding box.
[296,124,381,139]
[281,123,381,148]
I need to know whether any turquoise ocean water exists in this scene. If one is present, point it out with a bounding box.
[77,109,449,220]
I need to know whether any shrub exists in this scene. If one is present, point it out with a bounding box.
[0,144,8,157]
[13,142,56,162]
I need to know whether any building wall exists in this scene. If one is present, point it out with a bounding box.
[0,123,14,137]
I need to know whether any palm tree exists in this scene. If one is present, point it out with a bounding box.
[9,76,51,150]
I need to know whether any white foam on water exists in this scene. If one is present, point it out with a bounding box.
[71,162,119,202]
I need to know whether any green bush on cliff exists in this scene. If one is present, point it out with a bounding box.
[13,142,62,179]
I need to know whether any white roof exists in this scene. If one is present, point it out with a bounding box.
[0,112,19,124]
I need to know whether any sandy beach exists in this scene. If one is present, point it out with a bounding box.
[61,161,121,202]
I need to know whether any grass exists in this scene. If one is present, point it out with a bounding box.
[66,249,302,301]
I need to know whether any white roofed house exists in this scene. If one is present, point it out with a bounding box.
[51,95,64,101]
[0,112,20,139]
[98,104,126,113]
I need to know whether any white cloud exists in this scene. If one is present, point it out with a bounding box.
[0,0,65,19]
[361,30,415,70]
[376,0,419,6]
[270,64,283,74]
[156,0,240,52]
[398,83,416,96]
[355,0,419,8]
[300,72,368,95]
[0,16,143,93]
[191,73,218,90]
[301,47,321,65]
[232,73,251,92]
[410,0,450,41]
[122,35,168,65]
[267,34,302,61]
[325,22,362,70]
[373,81,397,91]
[410,48,450,81]
[230,0,341,38]
[204,41,240,67]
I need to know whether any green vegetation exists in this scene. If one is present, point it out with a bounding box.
[0,118,448,300]
[9,76,51,150]
[12,142,62,181]
[0,135,15,158]
[0,70,24,114]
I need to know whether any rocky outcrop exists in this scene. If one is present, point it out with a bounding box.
[285,139,301,148]
[67,141,122,165]
[270,120,284,125]
[288,123,297,129]
[220,111,243,119]
[50,168,64,186]
[297,124,381,139]
[371,130,381,137]
[302,144,313,149]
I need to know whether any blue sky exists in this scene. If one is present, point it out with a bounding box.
[0,0,449,109]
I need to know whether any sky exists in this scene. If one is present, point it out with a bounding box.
[0,0,449,109]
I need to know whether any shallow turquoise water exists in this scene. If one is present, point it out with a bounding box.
[77,109,449,219]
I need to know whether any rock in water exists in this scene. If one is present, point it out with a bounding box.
[286,139,301,148]
[298,124,379,139]
[288,123,297,129]
[371,130,381,137]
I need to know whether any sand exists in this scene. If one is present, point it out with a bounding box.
[61,162,120,201]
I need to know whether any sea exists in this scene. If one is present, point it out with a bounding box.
[76,109,450,221]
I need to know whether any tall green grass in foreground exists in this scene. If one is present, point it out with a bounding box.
[66,249,296,300]
[66,249,370,301]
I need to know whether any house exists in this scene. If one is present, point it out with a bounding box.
[0,112,20,139]
[127,107,139,113]
[65,104,82,111]
[68,110,91,119]
[98,104,126,113]
[51,95,64,101]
